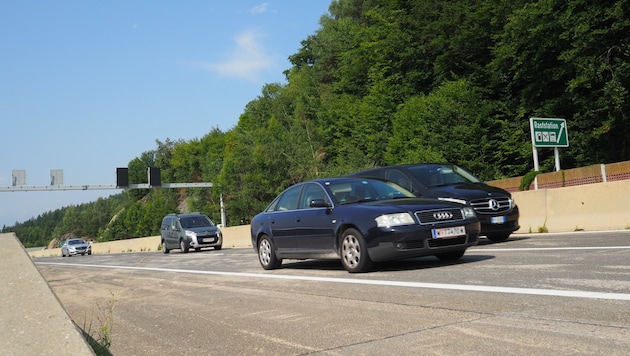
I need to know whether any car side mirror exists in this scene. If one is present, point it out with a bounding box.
[310,199,331,208]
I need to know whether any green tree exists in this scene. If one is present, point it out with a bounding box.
[491,0,630,167]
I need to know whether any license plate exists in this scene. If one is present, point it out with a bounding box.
[202,238,215,243]
[490,216,506,224]
[432,226,466,239]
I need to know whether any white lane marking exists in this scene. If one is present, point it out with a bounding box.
[472,246,630,252]
[36,262,630,301]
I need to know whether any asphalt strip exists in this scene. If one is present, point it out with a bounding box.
[37,261,630,301]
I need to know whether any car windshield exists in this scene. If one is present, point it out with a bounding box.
[180,216,213,228]
[328,179,414,205]
[68,239,84,245]
[407,164,483,187]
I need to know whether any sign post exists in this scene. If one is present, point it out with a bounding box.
[529,118,569,172]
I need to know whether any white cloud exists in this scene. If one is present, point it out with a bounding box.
[197,30,273,82]
[250,3,269,14]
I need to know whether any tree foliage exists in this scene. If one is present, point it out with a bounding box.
[5,0,629,247]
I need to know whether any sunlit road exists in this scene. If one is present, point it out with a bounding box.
[36,231,630,355]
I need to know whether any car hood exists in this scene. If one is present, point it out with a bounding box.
[185,226,220,234]
[422,182,511,201]
[349,197,467,211]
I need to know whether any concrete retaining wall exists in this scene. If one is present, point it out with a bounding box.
[29,224,253,258]
[514,179,630,233]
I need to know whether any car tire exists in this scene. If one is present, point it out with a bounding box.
[435,250,466,261]
[486,233,510,242]
[340,228,373,273]
[180,239,190,253]
[162,240,170,254]
[62,251,66,257]
[214,245,222,251]
[257,235,282,270]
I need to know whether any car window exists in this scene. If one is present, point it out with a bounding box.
[180,215,212,228]
[384,169,411,191]
[265,195,281,212]
[299,183,328,209]
[275,185,302,211]
[407,164,483,187]
[329,179,413,204]
[163,217,172,229]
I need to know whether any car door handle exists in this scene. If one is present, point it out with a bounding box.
[296,219,301,223]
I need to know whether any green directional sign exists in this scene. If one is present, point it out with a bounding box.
[529,118,569,147]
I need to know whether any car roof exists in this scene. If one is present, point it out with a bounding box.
[349,163,454,174]
[300,177,392,185]
[166,212,208,218]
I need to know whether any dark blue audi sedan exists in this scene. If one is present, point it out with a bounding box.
[250,177,481,273]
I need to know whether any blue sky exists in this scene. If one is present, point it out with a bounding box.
[0,1,331,228]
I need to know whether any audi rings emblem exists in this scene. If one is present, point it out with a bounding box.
[489,199,500,211]
[433,211,453,220]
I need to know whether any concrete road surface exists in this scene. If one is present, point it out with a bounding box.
[36,231,630,355]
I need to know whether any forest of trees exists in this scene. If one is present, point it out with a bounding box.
[5,0,629,247]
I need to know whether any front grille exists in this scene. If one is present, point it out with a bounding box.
[469,197,512,214]
[415,208,464,224]
[428,236,467,248]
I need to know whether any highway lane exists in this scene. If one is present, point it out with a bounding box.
[36,231,630,355]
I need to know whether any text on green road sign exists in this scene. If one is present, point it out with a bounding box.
[529,118,569,147]
[533,121,560,130]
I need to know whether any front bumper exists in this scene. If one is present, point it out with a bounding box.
[477,205,520,235]
[365,220,481,262]
[190,235,222,248]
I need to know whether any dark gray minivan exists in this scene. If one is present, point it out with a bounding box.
[349,163,519,242]
[160,212,222,253]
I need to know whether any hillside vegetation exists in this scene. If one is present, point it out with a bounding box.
[5,0,629,247]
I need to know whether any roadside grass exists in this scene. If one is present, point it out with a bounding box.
[82,291,115,356]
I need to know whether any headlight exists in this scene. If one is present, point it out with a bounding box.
[438,197,467,205]
[376,213,415,227]
[185,230,197,238]
[462,207,476,219]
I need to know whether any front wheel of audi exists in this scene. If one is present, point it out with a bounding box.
[340,228,373,273]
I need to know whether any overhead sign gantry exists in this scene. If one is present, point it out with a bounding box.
[1,167,212,192]
[1,167,224,226]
